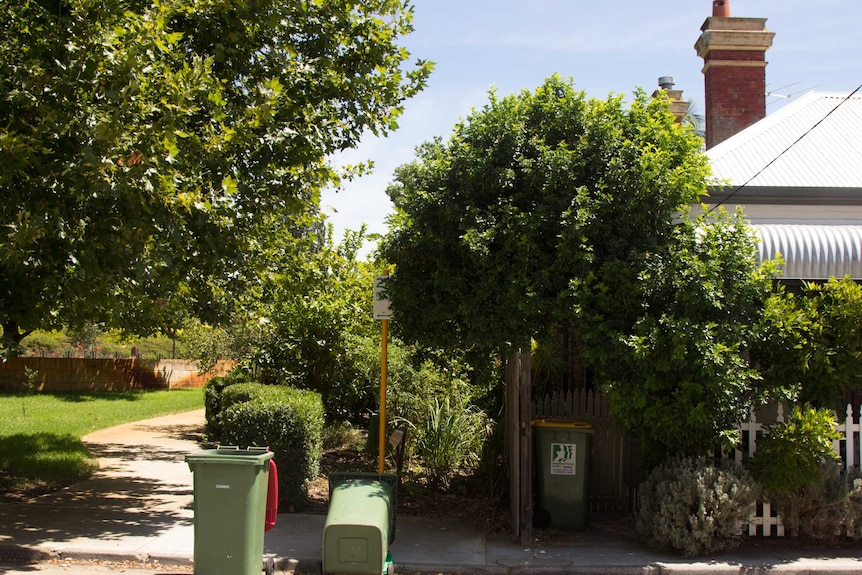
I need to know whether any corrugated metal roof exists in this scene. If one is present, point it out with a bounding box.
[708,92,862,189]
[755,224,862,280]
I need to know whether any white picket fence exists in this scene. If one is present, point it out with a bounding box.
[735,403,862,536]
[535,390,862,535]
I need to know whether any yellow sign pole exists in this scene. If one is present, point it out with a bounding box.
[374,270,391,474]
[378,315,388,473]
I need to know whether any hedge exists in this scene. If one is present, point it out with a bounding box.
[203,369,253,441]
[218,383,324,509]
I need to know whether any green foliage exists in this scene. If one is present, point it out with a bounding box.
[15,330,67,355]
[187,222,498,426]
[530,336,569,398]
[18,328,181,359]
[381,74,710,353]
[349,334,488,426]
[747,405,841,496]
[636,456,757,557]
[190,226,383,422]
[183,321,262,373]
[322,421,365,452]
[203,380,229,441]
[121,332,184,359]
[413,398,488,489]
[203,368,257,441]
[598,210,776,466]
[0,0,431,353]
[219,384,324,509]
[219,382,269,413]
[752,277,862,411]
[379,74,768,466]
[68,323,102,353]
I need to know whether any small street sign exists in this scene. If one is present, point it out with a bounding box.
[373,275,392,320]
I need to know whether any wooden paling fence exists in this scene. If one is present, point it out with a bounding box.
[533,389,632,515]
[0,357,233,391]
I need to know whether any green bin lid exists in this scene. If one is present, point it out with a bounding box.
[185,445,273,464]
[531,419,593,429]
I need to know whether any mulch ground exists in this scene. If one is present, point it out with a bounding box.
[293,447,510,535]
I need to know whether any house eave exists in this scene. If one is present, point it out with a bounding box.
[705,186,862,206]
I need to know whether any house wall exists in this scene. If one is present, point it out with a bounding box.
[0,357,234,392]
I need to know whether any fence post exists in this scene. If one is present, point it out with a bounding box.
[518,349,533,546]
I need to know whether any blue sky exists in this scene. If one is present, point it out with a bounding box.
[321,0,862,251]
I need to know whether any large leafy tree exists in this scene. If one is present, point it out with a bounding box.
[381,75,709,351]
[249,225,381,418]
[599,210,776,465]
[381,75,774,465]
[0,0,431,354]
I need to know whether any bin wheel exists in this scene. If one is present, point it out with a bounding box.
[264,557,275,575]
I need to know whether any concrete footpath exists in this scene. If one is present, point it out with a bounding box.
[1,410,861,574]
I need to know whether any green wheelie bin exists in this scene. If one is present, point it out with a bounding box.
[185,446,275,575]
[532,419,594,529]
[323,472,397,575]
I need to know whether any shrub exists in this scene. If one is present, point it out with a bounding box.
[203,369,253,441]
[636,456,757,557]
[413,398,488,489]
[747,406,851,539]
[747,405,841,495]
[19,330,67,355]
[322,420,364,451]
[220,385,324,509]
[787,463,862,542]
[219,382,268,412]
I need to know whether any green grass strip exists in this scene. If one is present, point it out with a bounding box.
[0,389,203,491]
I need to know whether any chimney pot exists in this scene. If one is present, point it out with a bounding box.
[658,76,675,90]
[652,78,687,124]
[713,0,731,17]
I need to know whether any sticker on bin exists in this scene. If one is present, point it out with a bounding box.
[215,484,230,489]
[550,443,576,475]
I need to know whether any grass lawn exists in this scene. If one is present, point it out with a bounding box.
[0,388,204,497]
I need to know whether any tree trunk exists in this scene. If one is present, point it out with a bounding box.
[1,319,31,358]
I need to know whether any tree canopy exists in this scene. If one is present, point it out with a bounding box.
[0,0,432,354]
[380,75,775,464]
[381,75,710,351]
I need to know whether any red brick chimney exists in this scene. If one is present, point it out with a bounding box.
[695,1,774,149]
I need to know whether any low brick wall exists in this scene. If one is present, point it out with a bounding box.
[0,358,233,392]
